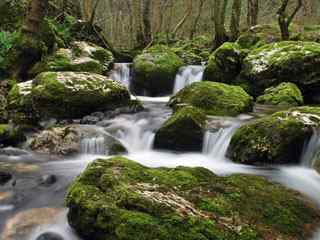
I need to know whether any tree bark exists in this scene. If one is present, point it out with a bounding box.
[230,0,242,41]
[277,0,302,40]
[190,0,206,39]
[247,0,259,27]
[213,0,229,49]
[142,0,152,45]
[23,0,48,37]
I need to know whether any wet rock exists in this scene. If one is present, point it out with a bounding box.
[227,107,320,165]
[132,45,183,96]
[80,115,101,125]
[30,41,114,75]
[32,71,131,119]
[0,124,25,147]
[38,175,57,186]
[169,81,253,116]
[36,232,64,240]
[154,106,207,152]
[30,124,127,156]
[0,147,29,156]
[2,208,63,240]
[66,157,320,240]
[240,41,320,103]
[0,171,12,185]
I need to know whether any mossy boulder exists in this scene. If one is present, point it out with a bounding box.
[236,24,282,50]
[30,41,114,76]
[240,41,320,103]
[0,124,25,147]
[256,82,304,107]
[154,106,207,152]
[66,157,320,240]
[169,81,253,116]
[132,45,184,96]
[203,42,244,83]
[227,107,320,165]
[32,72,130,119]
[292,25,320,43]
[7,81,39,125]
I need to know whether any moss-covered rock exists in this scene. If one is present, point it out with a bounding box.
[169,81,253,116]
[66,157,320,240]
[0,124,25,147]
[236,24,282,50]
[32,72,130,119]
[292,25,320,43]
[256,82,304,107]
[227,107,320,165]
[203,42,244,83]
[7,81,39,125]
[132,45,184,96]
[240,41,320,102]
[30,41,114,76]
[154,106,207,152]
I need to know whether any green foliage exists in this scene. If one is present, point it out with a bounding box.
[0,31,21,71]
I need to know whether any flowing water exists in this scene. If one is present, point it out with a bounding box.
[1,68,320,239]
[173,65,205,94]
[109,63,131,88]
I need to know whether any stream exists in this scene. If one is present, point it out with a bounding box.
[1,64,320,240]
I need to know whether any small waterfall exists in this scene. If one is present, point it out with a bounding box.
[300,128,320,167]
[80,136,106,155]
[203,123,240,161]
[173,65,204,94]
[110,63,131,88]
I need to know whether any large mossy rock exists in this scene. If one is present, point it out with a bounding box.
[240,41,320,102]
[7,80,39,125]
[30,41,114,76]
[227,107,320,165]
[0,124,25,147]
[236,24,282,50]
[31,71,130,119]
[169,82,253,116]
[66,157,320,240]
[154,106,207,152]
[256,82,304,107]
[203,42,244,83]
[132,45,183,96]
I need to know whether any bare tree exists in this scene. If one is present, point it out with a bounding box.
[190,0,206,39]
[247,0,259,27]
[172,0,193,38]
[230,0,242,41]
[23,0,48,37]
[142,0,152,45]
[277,0,302,40]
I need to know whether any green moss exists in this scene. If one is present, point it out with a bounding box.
[66,157,320,240]
[0,0,28,32]
[227,107,320,165]
[240,41,320,101]
[32,72,130,119]
[0,124,25,146]
[257,82,304,106]
[132,45,184,96]
[169,81,253,116]
[203,42,245,83]
[154,106,207,151]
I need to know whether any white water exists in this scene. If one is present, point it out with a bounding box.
[301,128,320,167]
[173,65,204,94]
[7,102,320,240]
[80,136,105,155]
[109,63,131,88]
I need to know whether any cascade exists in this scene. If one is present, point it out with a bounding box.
[109,63,131,88]
[173,65,205,94]
[80,136,106,155]
[203,122,241,161]
[300,128,320,167]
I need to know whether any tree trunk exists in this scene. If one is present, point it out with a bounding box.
[172,0,193,38]
[247,0,259,27]
[213,0,229,49]
[142,0,152,46]
[230,0,242,41]
[190,0,206,39]
[277,0,302,40]
[23,0,48,37]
